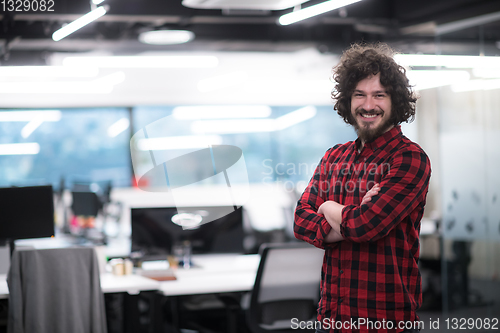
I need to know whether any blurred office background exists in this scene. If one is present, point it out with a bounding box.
[1,0,500,331]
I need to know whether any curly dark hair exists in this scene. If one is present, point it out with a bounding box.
[331,42,417,126]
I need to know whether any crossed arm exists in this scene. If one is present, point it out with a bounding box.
[318,183,381,243]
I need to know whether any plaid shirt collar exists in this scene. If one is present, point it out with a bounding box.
[355,125,402,153]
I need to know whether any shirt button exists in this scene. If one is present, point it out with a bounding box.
[340,270,344,274]
[338,298,343,303]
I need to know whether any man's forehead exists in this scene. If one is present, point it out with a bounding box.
[353,74,388,91]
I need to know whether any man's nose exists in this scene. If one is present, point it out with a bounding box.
[362,96,375,111]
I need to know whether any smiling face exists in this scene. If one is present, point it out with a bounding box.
[350,73,394,146]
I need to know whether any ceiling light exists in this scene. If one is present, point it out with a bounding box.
[0,66,99,78]
[472,68,500,78]
[107,118,130,138]
[279,0,362,25]
[137,135,223,150]
[139,30,195,45]
[21,119,45,139]
[406,70,470,90]
[62,55,219,68]
[0,143,40,155]
[192,119,275,134]
[274,106,316,130]
[92,0,105,4]
[451,79,500,92]
[172,105,272,119]
[0,110,62,122]
[395,54,500,69]
[197,71,248,93]
[52,6,108,42]
[0,110,61,139]
[0,72,125,94]
[182,0,310,11]
[191,106,316,134]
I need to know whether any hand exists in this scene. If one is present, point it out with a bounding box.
[318,201,345,243]
[361,183,380,206]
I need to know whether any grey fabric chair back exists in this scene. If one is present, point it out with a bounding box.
[7,247,107,333]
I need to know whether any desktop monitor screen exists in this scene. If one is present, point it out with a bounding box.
[0,185,55,240]
[131,206,245,258]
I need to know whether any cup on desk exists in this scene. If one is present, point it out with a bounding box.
[124,259,133,275]
[172,241,192,269]
[109,258,133,276]
[110,259,124,276]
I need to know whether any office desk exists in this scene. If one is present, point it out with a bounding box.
[100,273,161,294]
[0,273,161,299]
[158,254,260,296]
[0,254,259,333]
[0,254,260,298]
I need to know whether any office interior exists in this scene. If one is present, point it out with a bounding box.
[0,0,500,332]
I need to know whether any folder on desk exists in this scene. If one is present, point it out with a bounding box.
[137,261,177,281]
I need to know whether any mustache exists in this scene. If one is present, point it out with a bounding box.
[356,108,383,115]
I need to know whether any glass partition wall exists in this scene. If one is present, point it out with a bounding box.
[414,36,500,330]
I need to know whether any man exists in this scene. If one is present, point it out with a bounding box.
[294,43,431,333]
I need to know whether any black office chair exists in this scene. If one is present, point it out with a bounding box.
[246,242,324,333]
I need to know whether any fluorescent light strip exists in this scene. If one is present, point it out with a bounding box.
[436,11,500,36]
[107,118,130,138]
[137,135,223,151]
[395,54,500,69]
[472,68,500,78]
[0,143,40,155]
[406,70,470,90]
[197,71,248,93]
[172,105,271,119]
[451,79,500,92]
[191,106,316,134]
[0,110,61,122]
[92,0,105,4]
[62,55,219,68]
[53,6,107,42]
[275,106,316,130]
[0,72,125,94]
[279,0,362,25]
[192,119,275,134]
[0,66,99,78]
[139,30,195,45]
[21,119,44,139]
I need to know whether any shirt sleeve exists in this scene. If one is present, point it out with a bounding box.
[294,148,335,249]
[340,148,431,243]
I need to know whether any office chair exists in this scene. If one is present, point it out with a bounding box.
[246,242,324,333]
[7,247,107,333]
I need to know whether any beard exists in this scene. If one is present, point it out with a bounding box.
[351,108,394,143]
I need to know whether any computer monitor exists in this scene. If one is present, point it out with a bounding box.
[0,185,55,241]
[71,191,102,217]
[131,206,245,259]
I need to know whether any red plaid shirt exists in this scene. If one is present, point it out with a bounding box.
[294,126,431,333]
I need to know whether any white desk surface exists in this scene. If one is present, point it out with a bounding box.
[0,273,161,299]
[100,273,161,294]
[159,254,260,296]
[0,254,260,299]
